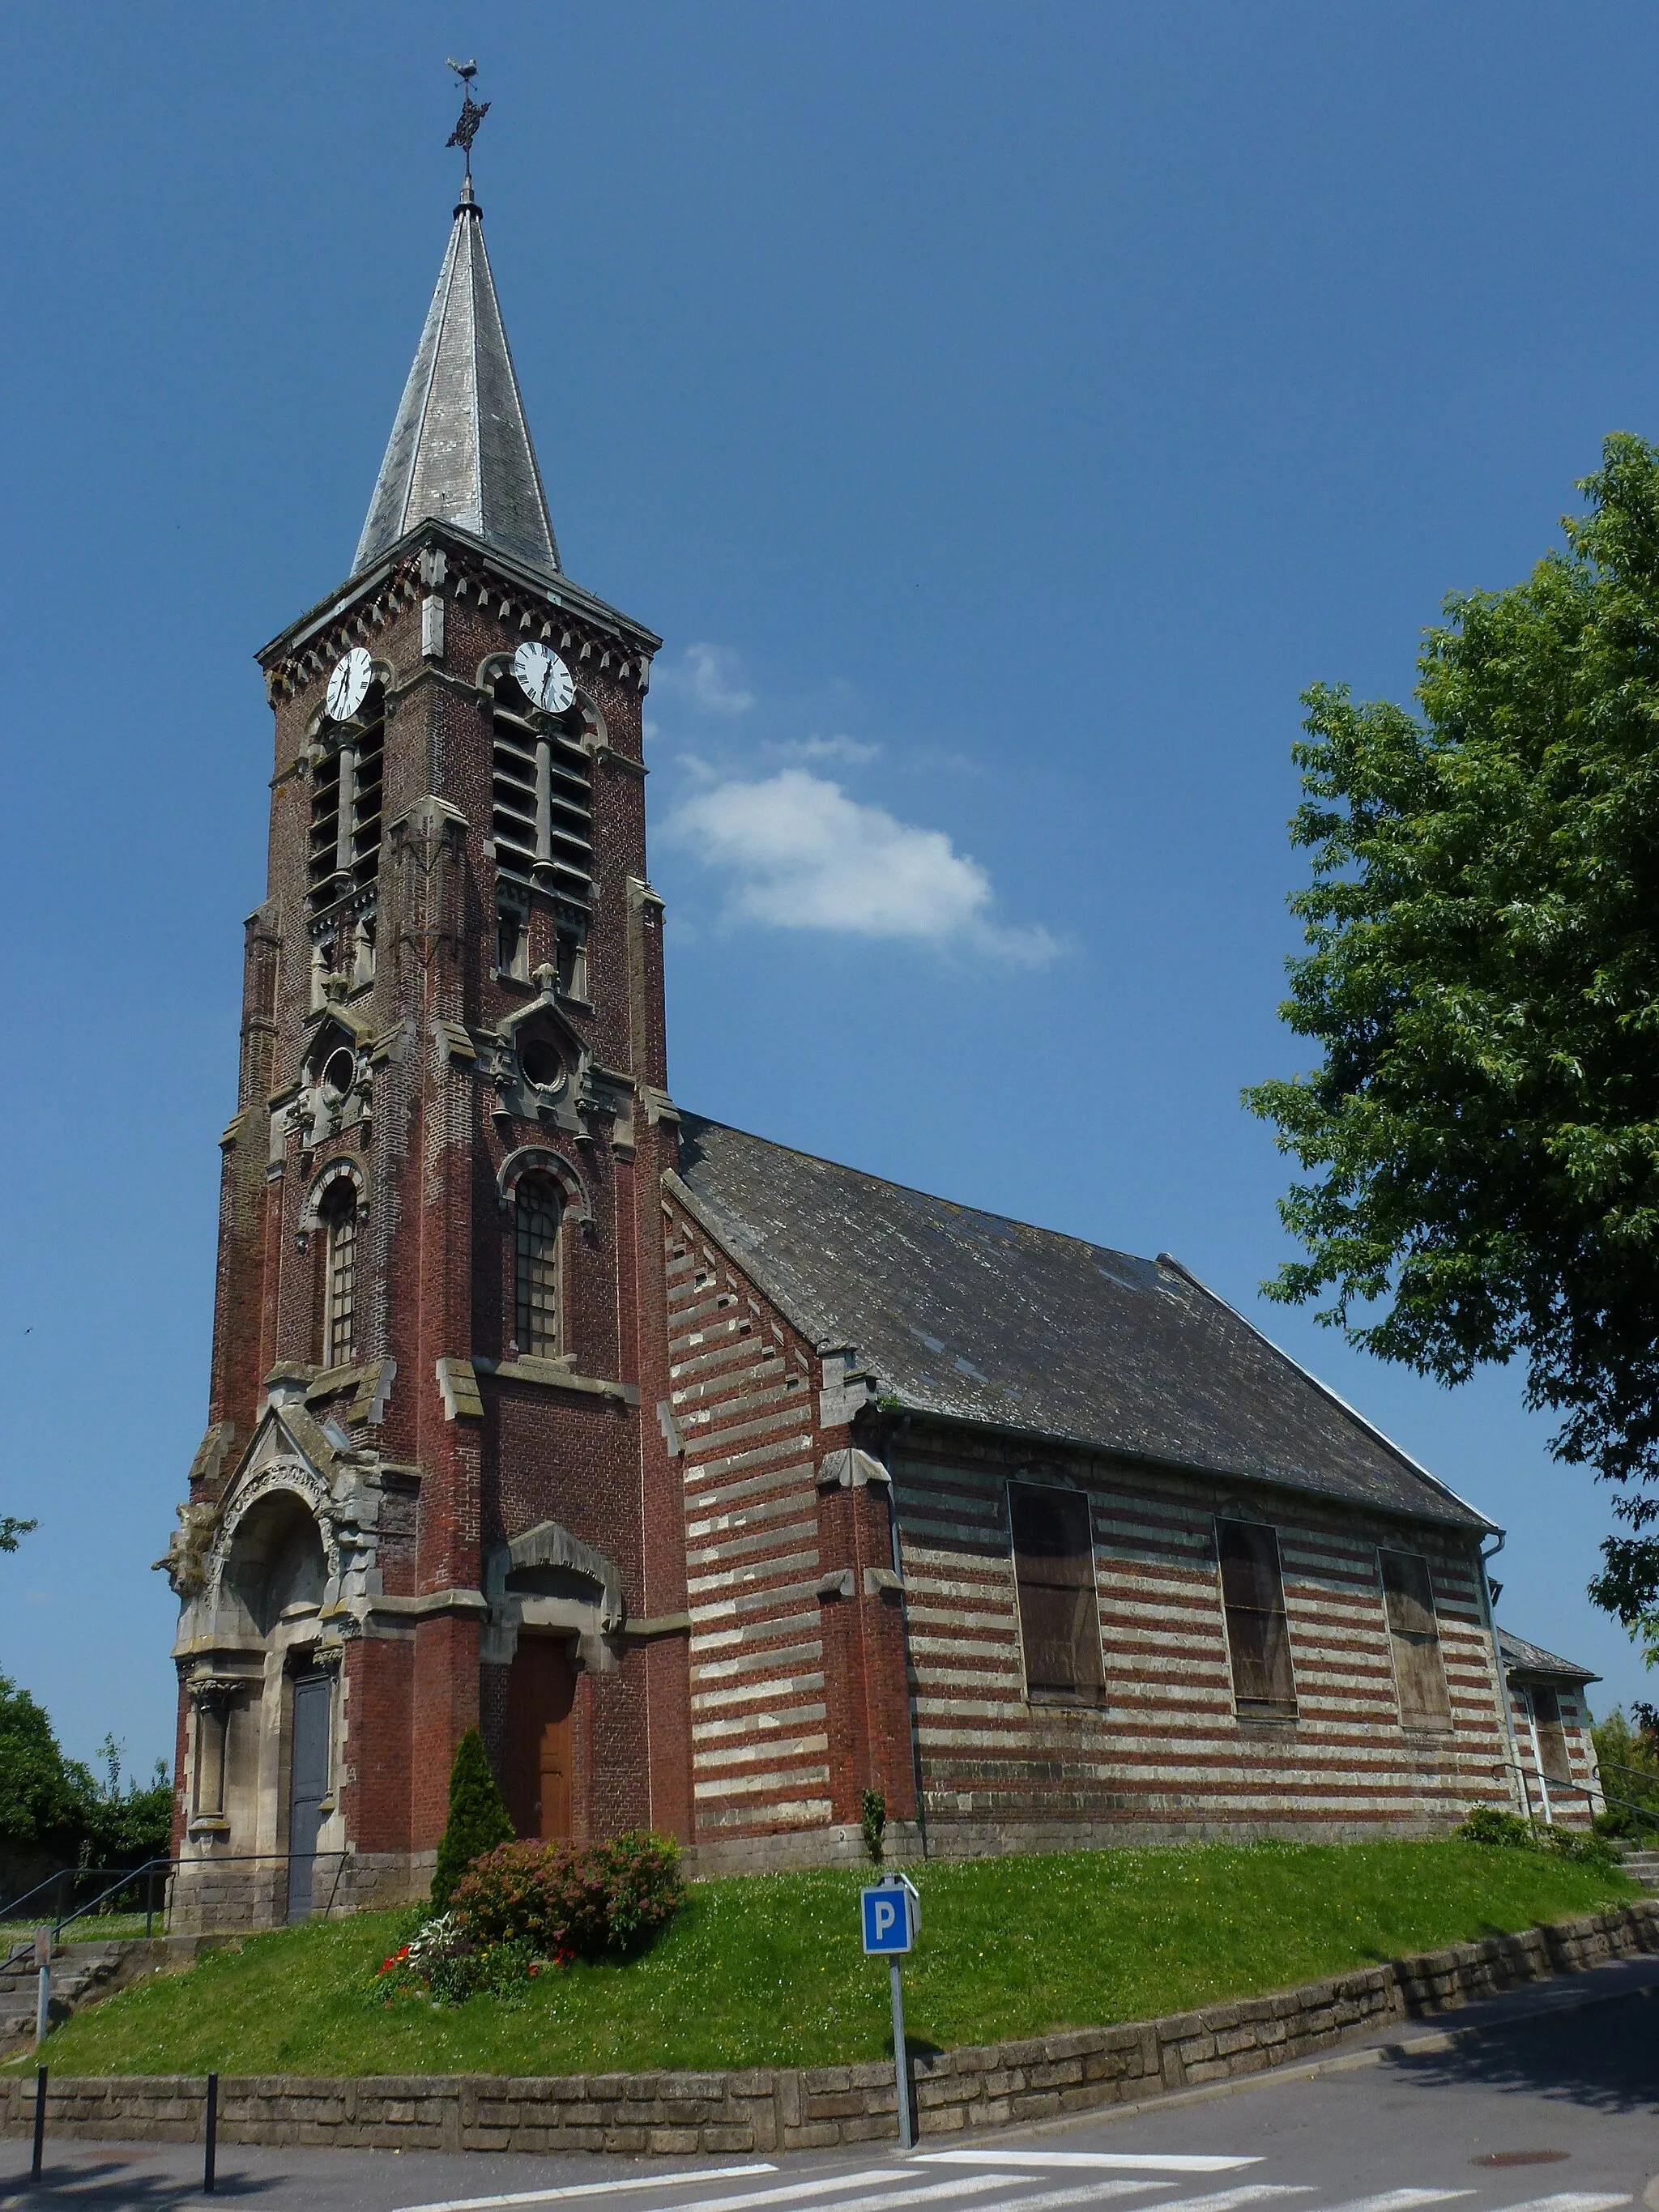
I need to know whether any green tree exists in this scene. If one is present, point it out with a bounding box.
[78,1737,173,1869]
[1589,1707,1659,1839]
[1247,434,1659,1634]
[431,1728,514,1909]
[0,1672,83,1866]
[0,1515,36,1553]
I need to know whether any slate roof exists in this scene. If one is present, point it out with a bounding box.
[1498,1627,1599,1684]
[353,178,560,582]
[672,1115,1495,1534]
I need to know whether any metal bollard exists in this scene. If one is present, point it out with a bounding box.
[203,2071,218,2194]
[32,1927,49,2052]
[29,2065,47,2185]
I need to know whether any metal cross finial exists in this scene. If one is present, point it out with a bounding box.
[445,58,490,177]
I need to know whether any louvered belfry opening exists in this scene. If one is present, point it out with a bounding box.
[1380,1549,1452,1731]
[1009,1482,1104,1699]
[514,1175,563,1357]
[1217,1519,1297,1720]
[491,671,592,903]
[308,700,385,914]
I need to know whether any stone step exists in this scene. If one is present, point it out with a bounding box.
[0,1940,165,2057]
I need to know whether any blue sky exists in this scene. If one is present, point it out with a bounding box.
[5,2,1659,1771]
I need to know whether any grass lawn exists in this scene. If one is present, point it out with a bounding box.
[7,1839,1636,2079]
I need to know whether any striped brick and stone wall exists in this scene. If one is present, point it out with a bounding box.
[662,1192,916,1872]
[1505,1675,1600,1831]
[890,1427,1513,1854]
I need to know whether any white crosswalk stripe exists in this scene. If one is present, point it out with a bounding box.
[1315,2193,1472,2211]
[750,2177,1161,2212]
[390,2160,1637,2212]
[918,2154,1259,2176]
[394,2168,852,2212]
[975,2186,1307,2212]
[397,2169,778,2212]
[1486,2198,1631,2211]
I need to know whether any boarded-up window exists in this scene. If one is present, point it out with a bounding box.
[1010,1484,1103,1698]
[1216,1520,1296,1720]
[1380,1549,1452,1731]
[1529,1686,1572,1785]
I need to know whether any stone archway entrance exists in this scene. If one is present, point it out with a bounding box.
[505,1635,575,1841]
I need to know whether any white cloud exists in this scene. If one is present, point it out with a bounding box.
[657,642,755,718]
[774,735,881,765]
[663,769,1059,966]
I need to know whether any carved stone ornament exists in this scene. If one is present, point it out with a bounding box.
[154,1500,221,1599]
[206,1460,340,1600]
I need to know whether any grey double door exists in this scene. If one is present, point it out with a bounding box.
[287,1673,331,1922]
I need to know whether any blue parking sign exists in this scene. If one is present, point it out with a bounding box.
[861,1882,915,1954]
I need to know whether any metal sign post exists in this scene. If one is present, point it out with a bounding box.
[861,1873,921,2150]
[32,1926,50,2052]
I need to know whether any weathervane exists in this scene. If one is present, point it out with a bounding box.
[446,58,490,178]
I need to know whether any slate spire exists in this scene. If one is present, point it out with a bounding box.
[353,177,561,580]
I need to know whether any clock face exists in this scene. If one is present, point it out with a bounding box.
[514,641,575,715]
[326,646,373,723]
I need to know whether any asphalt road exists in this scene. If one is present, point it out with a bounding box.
[2,1963,1655,2211]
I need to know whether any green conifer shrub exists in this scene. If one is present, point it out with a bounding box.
[430,1729,514,1909]
[860,1788,887,1865]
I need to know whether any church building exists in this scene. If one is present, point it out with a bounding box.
[159,163,1557,1926]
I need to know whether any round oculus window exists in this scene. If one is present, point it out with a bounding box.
[319,1047,356,1102]
[519,1038,565,1091]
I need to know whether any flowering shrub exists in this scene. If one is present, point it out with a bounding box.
[369,1831,682,2005]
[370,1911,532,2006]
[452,1829,682,1963]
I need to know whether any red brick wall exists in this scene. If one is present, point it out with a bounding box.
[186,529,676,1864]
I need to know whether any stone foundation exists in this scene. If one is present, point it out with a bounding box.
[166,1852,431,1934]
[684,1822,923,1879]
[5,1900,1655,2156]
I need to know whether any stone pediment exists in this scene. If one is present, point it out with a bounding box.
[481,1519,625,1672]
[162,1399,389,1657]
[480,970,591,1132]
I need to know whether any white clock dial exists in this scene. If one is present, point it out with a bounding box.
[514,640,575,715]
[326,646,373,723]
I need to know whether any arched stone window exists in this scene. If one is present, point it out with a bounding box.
[319,1182,358,1369]
[514,1175,563,1357]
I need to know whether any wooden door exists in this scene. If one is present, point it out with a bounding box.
[287,1673,331,1921]
[505,1636,576,1841]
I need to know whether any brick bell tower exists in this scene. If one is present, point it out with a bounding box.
[159,160,691,1924]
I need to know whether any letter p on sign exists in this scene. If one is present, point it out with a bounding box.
[861,1882,914,1954]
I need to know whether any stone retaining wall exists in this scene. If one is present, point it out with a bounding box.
[4,1899,1656,2158]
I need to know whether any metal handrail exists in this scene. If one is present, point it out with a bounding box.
[1500,1756,1659,1844]
[0,1860,171,1980]
[2,1848,354,1981]
[1592,1755,1659,1793]
[0,1861,164,1933]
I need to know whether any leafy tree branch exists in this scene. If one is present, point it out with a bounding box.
[1247,433,1659,1631]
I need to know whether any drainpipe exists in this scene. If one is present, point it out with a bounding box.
[1478,1530,1526,1816]
[870,1408,928,1861]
